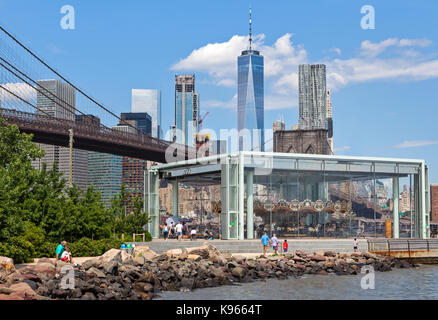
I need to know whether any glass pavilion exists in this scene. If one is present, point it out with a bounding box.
[145,152,430,240]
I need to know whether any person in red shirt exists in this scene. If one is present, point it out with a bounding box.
[283,239,288,253]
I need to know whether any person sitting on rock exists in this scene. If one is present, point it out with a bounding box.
[61,246,72,263]
[56,240,67,261]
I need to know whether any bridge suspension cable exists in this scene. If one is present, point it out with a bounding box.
[0,25,143,135]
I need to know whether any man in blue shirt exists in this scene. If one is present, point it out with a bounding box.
[55,241,66,260]
[261,232,270,255]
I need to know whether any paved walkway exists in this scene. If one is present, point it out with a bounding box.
[134,238,369,254]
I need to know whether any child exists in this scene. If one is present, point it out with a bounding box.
[283,239,288,253]
[353,238,358,252]
[61,247,72,263]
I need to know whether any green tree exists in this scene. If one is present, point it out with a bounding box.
[0,119,44,241]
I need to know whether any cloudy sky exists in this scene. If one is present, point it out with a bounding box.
[1,0,438,182]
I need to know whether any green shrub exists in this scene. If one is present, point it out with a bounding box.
[0,236,35,264]
[68,238,124,257]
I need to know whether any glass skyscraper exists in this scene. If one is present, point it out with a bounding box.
[131,89,162,139]
[175,75,199,147]
[88,150,122,205]
[298,64,327,130]
[237,10,264,151]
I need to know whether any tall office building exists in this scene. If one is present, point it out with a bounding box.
[84,115,123,204]
[36,79,75,120]
[131,89,162,139]
[120,112,152,135]
[88,151,122,204]
[174,75,199,147]
[298,64,327,131]
[237,8,264,151]
[33,79,88,190]
[326,90,333,154]
[118,112,152,213]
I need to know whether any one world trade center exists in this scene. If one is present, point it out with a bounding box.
[237,8,264,151]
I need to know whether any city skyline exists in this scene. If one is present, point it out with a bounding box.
[1,1,438,183]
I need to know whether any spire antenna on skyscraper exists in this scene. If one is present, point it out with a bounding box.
[249,6,252,51]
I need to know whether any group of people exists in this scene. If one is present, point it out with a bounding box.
[161,221,199,241]
[260,232,288,255]
[260,233,360,255]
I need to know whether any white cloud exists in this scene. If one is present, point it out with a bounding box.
[329,47,342,56]
[394,140,438,148]
[172,33,307,82]
[171,35,438,110]
[0,82,36,102]
[360,38,432,58]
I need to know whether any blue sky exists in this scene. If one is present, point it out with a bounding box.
[1,0,438,182]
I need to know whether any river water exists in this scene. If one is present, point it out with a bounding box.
[156,265,438,300]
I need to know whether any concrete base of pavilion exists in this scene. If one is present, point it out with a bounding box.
[131,238,369,254]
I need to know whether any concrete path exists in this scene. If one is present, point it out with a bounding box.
[134,238,369,254]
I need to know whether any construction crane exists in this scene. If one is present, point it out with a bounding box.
[198,111,209,131]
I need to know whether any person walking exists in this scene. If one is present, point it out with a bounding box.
[261,232,270,256]
[163,223,169,241]
[170,221,175,239]
[353,238,358,252]
[283,239,288,253]
[175,221,183,241]
[271,233,279,255]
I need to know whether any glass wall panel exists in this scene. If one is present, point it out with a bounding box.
[158,178,221,239]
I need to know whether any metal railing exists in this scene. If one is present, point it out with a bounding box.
[368,238,438,257]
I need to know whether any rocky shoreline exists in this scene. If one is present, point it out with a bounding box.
[0,242,417,300]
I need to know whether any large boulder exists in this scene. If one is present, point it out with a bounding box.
[133,256,145,266]
[208,254,227,266]
[165,249,183,257]
[186,242,220,259]
[295,250,308,257]
[0,257,14,269]
[87,267,106,278]
[103,261,118,275]
[187,254,202,262]
[133,281,154,293]
[361,252,376,259]
[308,254,326,262]
[18,263,56,282]
[81,258,101,270]
[324,251,337,257]
[231,267,246,279]
[133,246,158,261]
[99,249,131,263]
[8,282,40,300]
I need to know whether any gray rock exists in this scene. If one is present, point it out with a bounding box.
[231,267,246,279]
[103,261,118,275]
[81,292,96,300]
[87,267,106,278]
